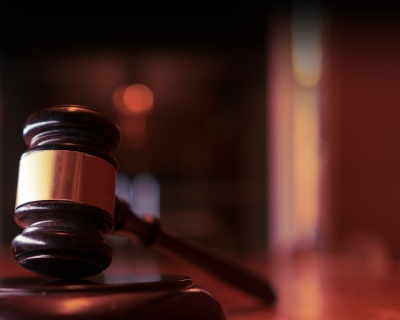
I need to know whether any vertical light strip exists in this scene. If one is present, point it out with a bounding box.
[292,2,322,247]
[268,14,295,249]
[269,3,322,250]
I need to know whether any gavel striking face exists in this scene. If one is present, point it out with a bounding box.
[11,105,121,279]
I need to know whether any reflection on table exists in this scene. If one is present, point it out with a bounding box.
[2,244,400,319]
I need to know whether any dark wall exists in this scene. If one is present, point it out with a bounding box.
[321,2,400,258]
[0,3,270,251]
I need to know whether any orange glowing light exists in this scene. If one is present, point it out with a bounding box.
[123,84,154,114]
[113,84,154,114]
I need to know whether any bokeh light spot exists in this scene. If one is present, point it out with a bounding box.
[113,84,154,114]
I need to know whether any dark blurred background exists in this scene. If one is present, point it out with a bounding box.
[0,2,272,253]
[2,1,400,266]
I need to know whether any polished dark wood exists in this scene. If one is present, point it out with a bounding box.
[3,248,400,319]
[0,275,225,320]
[11,105,275,308]
[12,105,120,279]
[0,274,225,320]
[22,105,120,166]
[143,250,400,319]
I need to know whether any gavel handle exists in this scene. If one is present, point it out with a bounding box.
[114,198,276,305]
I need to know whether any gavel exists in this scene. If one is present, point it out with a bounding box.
[11,105,276,304]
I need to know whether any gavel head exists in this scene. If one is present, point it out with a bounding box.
[11,105,121,279]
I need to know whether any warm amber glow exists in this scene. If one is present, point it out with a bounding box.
[269,2,322,251]
[59,298,92,314]
[123,84,154,113]
[113,84,154,114]
[16,150,116,215]
[293,87,320,245]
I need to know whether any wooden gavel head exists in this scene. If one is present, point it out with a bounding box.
[11,105,121,279]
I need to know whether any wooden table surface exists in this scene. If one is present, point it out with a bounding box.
[2,244,400,319]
